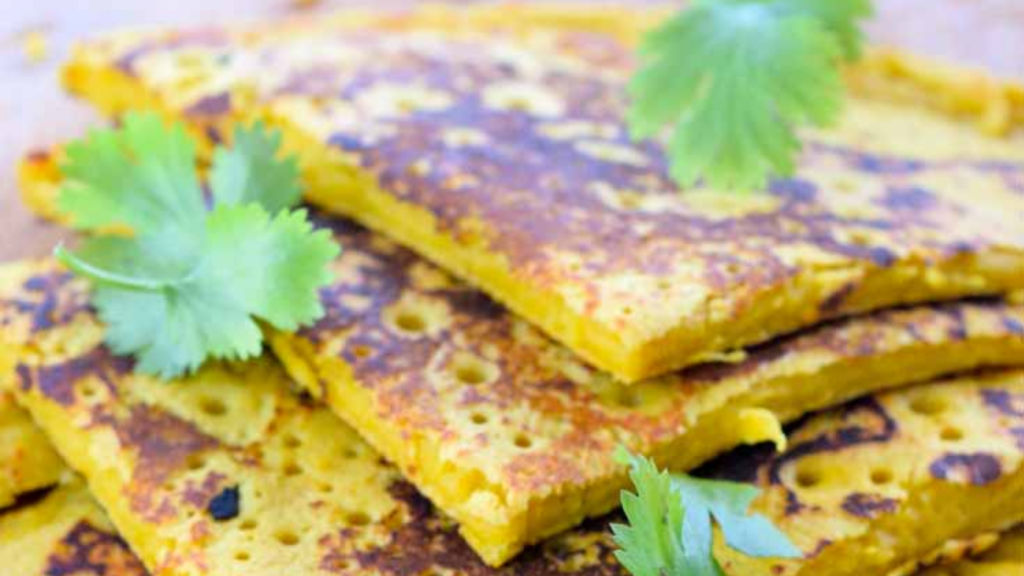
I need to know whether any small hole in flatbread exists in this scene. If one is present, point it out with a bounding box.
[615,389,641,409]
[870,468,893,485]
[186,455,206,471]
[940,427,964,442]
[234,551,250,562]
[450,354,498,386]
[471,412,488,425]
[326,558,351,570]
[347,512,371,526]
[395,310,427,333]
[200,397,227,417]
[283,434,302,449]
[240,519,257,531]
[283,462,303,476]
[795,467,822,489]
[456,364,486,385]
[910,395,946,416]
[275,531,300,546]
[514,435,532,449]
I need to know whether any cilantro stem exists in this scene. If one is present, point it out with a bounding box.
[54,244,170,291]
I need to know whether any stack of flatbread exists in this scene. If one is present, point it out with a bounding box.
[2,4,1022,575]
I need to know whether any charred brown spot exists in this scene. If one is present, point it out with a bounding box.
[841,492,898,518]
[6,272,87,333]
[185,92,231,117]
[183,471,229,510]
[1003,316,1024,335]
[112,405,219,520]
[43,520,147,576]
[18,347,131,407]
[981,388,1024,418]
[881,186,936,211]
[929,453,1003,485]
[1010,427,1024,451]
[319,480,625,575]
[769,397,898,514]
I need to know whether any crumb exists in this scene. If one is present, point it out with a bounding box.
[21,29,49,64]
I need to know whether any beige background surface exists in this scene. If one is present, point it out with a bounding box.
[2,0,1021,261]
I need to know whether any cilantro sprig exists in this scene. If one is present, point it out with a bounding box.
[612,448,800,575]
[55,112,339,378]
[629,0,873,191]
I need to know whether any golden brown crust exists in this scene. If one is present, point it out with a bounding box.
[60,5,1024,382]
[19,142,1024,565]
[0,392,65,510]
[2,261,1023,575]
[0,480,147,576]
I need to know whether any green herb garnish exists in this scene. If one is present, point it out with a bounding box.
[55,112,339,378]
[612,448,800,575]
[629,0,873,191]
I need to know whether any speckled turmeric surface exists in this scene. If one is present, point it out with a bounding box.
[20,145,1024,565]
[0,365,142,575]
[2,259,1024,575]
[0,478,148,576]
[0,392,64,510]
[59,4,1024,383]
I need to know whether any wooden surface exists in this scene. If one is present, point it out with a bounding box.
[2,0,1022,261]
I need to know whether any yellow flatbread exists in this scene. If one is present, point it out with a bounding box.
[59,5,1024,383]
[19,147,1024,565]
[0,478,147,576]
[0,392,64,510]
[3,258,1024,576]
[916,526,1024,576]
[0,359,142,574]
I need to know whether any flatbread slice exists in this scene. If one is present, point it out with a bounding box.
[0,478,147,576]
[915,526,1024,576]
[0,375,142,574]
[18,147,1024,565]
[59,4,1024,382]
[0,392,64,510]
[3,258,1024,576]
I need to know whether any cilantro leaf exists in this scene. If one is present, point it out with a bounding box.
[210,122,303,213]
[58,112,205,240]
[55,112,340,379]
[673,475,801,559]
[612,448,800,576]
[629,0,872,191]
[774,0,873,59]
[611,447,688,576]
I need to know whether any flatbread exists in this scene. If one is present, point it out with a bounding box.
[59,4,1024,382]
[0,478,147,576]
[0,364,141,575]
[916,526,1024,576]
[2,258,1024,576]
[0,392,64,510]
[19,147,1024,565]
